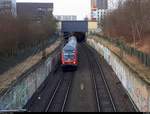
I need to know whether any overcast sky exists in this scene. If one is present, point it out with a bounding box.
[16,0,91,20]
[16,0,118,20]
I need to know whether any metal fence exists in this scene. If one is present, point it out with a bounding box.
[0,35,59,75]
[95,34,150,67]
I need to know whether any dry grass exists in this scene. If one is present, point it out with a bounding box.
[0,40,61,92]
[92,36,150,84]
[131,36,150,54]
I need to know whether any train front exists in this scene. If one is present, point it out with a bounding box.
[61,36,78,71]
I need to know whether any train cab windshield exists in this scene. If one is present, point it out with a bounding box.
[63,50,75,61]
[63,45,76,61]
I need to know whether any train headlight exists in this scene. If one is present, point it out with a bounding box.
[62,61,65,64]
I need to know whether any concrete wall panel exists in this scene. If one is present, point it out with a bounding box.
[87,38,150,112]
[0,50,60,110]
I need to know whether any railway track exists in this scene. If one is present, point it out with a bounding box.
[25,43,136,112]
[45,72,74,112]
[83,44,117,112]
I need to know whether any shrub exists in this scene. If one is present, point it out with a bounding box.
[102,0,150,43]
[0,14,57,53]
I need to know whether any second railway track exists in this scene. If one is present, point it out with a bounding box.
[83,43,117,112]
[25,43,136,112]
[45,72,74,112]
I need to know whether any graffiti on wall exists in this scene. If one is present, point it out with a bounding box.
[0,53,59,110]
[88,38,150,112]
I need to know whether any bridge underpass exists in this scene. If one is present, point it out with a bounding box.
[61,21,88,42]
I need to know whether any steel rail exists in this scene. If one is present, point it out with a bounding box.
[61,75,73,112]
[83,44,101,112]
[84,44,117,112]
[95,54,117,112]
[45,72,73,112]
[45,77,64,112]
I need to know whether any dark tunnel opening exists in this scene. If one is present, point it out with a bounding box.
[73,32,86,42]
[63,32,70,39]
[63,32,86,43]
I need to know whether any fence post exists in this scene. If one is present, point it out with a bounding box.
[42,41,47,59]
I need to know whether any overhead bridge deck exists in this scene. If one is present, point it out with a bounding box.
[61,21,88,42]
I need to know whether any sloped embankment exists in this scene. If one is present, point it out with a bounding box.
[87,36,150,112]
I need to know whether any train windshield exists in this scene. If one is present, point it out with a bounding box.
[63,50,75,61]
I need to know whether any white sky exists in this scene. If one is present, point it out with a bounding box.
[16,0,91,20]
[16,0,118,20]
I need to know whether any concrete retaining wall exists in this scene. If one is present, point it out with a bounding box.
[87,38,150,112]
[0,49,60,110]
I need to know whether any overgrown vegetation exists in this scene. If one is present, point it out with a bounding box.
[102,0,150,45]
[0,14,57,55]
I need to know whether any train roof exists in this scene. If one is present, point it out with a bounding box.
[68,36,77,44]
[63,44,75,51]
[63,36,77,51]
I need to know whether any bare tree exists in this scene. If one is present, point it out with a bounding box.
[102,0,150,47]
[0,14,57,56]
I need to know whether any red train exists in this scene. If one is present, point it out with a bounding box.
[61,36,78,71]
